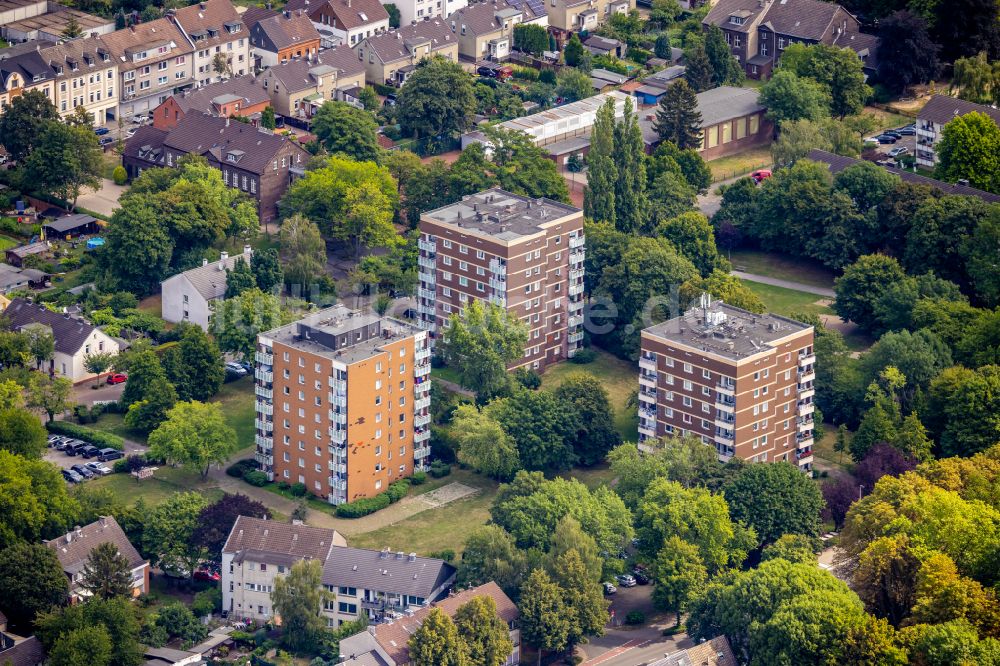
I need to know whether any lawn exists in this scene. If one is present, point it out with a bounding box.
[739,279,833,318]
[0,235,17,252]
[100,153,120,180]
[707,146,772,182]
[87,465,224,507]
[865,106,914,133]
[813,424,853,474]
[728,249,837,289]
[541,349,638,442]
[430,365,464,386]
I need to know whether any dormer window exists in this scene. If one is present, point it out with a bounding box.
[729,15,744,24]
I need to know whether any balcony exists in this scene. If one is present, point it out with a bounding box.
[329,410,347,426]
[797,402,814,418]
[414,379,431,395]
[798,353,816,367]
[489,258,506,273]
[569,268,584,282]
[330,428,346,444]
[415,396,431,412]
[255,369,273,384]
[418,256,436,270]
[638,405,656,419]
[255,351,273,366]
[255,418,273,433]
[639,372,656,389]
[638,386,657,400]
[415,346,431,363]
[715,416,735,430]
[329,461,347,475]
[716,381,735,396]
[254,386,273,400]
[489,294,507,307]
[330,444,347,460]
[569,234,585,249]
[415,412,431,428]
[568,282,584,297]
[568,299,584,314]
[417,302,435,317]
[798,386,815,400]
[570,247,586,263]
[568,314,583,328]
[414,428,431,443]
[254,452,273,467]
[715,399,734,414]
[414,445,431,459]
[568,330,584,343]
[414,363,431,378]
[255,434,273,450]
[418,238,436,253]
[489,277,506,290]
[638,423,657,438]
[797,418,813,433]
[418,287,436,301]
[639,356,656,373]
[256,400,273,416]
[329,476,347,491]
[798,369,816,384]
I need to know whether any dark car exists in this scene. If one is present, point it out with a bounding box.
[99,448,123,462]
[71,464,95,479]
[62,469,84,483]
[477,65,500,78]
[876,134,898,144]
[99,136,115,147]
[895,125,916,135]
[194,568,221,582]
[383,94,397,107]
[94,127,110,136]
[882,130,902,139]
[80,445,101,459]
[238,360,253,374]
[632,569,650,584]
[64,441,87,456]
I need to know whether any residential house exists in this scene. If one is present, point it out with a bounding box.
[1,6,113,43]
[590,66,626,92]
[246,8,322,69]
[447,0,524,63]
[354,18,457,86]
[221,516,347,621]
[394,0,468,30]
[0,614,43,666]
[640,86,772,158]
[0,41,55,114]
[254,305,432,500]
[321,547,457,625]
[259,44,365,118]
[284,0,389,48]
[338,582,519,665]
[807,149,1000,204]
[122,112,310,221]
[583,34,624,57]
[40,35,119,124]
[702,0,876,79]
[638,296,816,469]
[100,18,195,119]
[546,0,632,44]
[4,298,121,382]
[43,517,149,602]
[915,93,1000,168]
[170,0,250,87]
[649,636,737,666]
[160,247,252,329]
[152,74,271,130]
[503,0,547,26]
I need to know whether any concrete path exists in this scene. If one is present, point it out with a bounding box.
[76,178,125,218]
[731,270,836,298]
[432,377,474,398]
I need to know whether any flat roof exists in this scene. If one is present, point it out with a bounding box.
[4,7,111,32]
[422,188,580,241]
[643,297,811,361]
[495,90,630,135]
[263,304,421,365]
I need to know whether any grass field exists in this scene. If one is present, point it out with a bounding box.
[0,235,17,252]
[430,365,463,386]
[728,249,837,289]
[541,349,639,442]
[813,426,852,473]
[707,146,772,182]
[87,465,225,506]
[739,279,833,318]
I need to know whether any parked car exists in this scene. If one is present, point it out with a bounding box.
[876,134,898,144]
[131,114,148,124]
[383,94,397,107]
[194,568,221,582]
[99,448,123,462]
[895,125,916,135]
[863,136,881,148]
[237,360,253,374]
[48,435,65,447]
[750,169,772,184]
[882,130,902,139]
[632,569,650,585]
[94,127,110,136]
[53,437,71,451]
[80,445,101,459]
[86,461,113,475]
[125,127,137,139]
[225,361,248,377]
[62,469,84,483]
[616,574,637,587]
[64,441,87,456]
[99,136,115,147]
[107,373,128,385]
[888,146,909,157]
[71,464,95,479]
[602,582,617,595]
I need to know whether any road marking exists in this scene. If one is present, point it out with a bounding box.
[583,638,652,666]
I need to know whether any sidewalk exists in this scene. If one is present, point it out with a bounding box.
[730,270,836,298]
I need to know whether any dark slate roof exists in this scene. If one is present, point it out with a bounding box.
[759,0,843,40]
[264,45,363,92]
[171,0,245,50]
[44,516,146,577]
[285,0,389,30]
[703,0,766,34]
[0,634,44,666]
[161,112,306,174]
[363,18,455,63]
[918,93,1000,127]
[503,0,545,19]
[223,516,342,563]
[321,546,456,598]
[695,85,764,126]
[806,149,1000,204]
[0,47,51,93]
[254,10,321,50]
[43,214,98,234]
[4,298,103,355]
[242,4,279,28]
[449,0,520,37]
[171,74,269,113]
[122,125,169,165]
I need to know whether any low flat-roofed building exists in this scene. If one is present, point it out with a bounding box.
[42,213,100,240]
[1,5,113,42]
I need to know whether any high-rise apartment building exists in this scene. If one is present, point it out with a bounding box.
[638,297,816,471]
[254,305,432,504]
[416,189,585,371]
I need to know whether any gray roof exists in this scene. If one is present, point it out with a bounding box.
[918,93,1000,127]
[44,516,146,577]
[321,546,456,598]
[264,45,364,93]
[6,241,48,258]
[0,634,44,666]
[422,188,581,241]
[650,636,737,666]
[643,65,686,88]
[643,298,811,361]
[695,86,764,127]
[0,264,44,292]
[223,516,344,562]
[704,0,854,41]
[42,213,97,234]
[171,74,270,114]
[363,18,455,64]
[590,68,627,84]
[4,298,103,355]
[163,250,251,301]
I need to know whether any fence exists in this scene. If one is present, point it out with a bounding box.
[711,161,771,183]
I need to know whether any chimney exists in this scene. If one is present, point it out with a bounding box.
[75,526,83,538]
[219,251,229,270]
[100,516,109,526]
[396,551,404,560]
[283,9,290,17]
[408,552,416,562]
[66,532,72,543]
[380,547,390,559]
[225,117,230,127]
[130,24,136,32]
[203,258,209,266]
[243,244,253,256]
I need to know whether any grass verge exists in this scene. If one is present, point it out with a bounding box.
[707,146,772,182]
[739,279,833,318]
[728,249,837,289]
[87,465,225,506]
[541,349,639,442]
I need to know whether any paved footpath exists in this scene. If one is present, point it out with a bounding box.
[730,270,836,298]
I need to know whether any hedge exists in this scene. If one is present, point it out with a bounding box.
[47,421,124,450]
[335,479,412,518]
[244,470,268,486]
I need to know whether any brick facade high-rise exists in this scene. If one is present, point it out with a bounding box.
[638,297,816,471]
[254,305,432,504]
[416,189,585,371]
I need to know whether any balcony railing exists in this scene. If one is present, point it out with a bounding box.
[489,294,507,307]
[415,346,431,363]
[568,314,583,328]
[418,238,436,253]
[415,396,431,412]
[639,356,656,372]
[716,381,735,396]
[255,351,273,366]
[254,386,272,400]
[568,282,584,297]
[256,400,273,416]
[329,476,347,491]
[414,412,431,428]
[414,445,431,459]
[638,372,656,388]
[255,418,273,433]
[414,428,431,442]
[418,287,436,301]
[330,428,346,444]
[568,330,584,343]
[418,256,435,270]
[569,268,584,282]
[255,434,273,450]
[569,234,585,249]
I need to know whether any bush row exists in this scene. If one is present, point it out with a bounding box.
[46,421,124,450]
[335,479,411,518]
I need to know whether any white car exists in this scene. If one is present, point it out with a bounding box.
[888,146,909,158]
[125,127,137,139]
[86,461,113,475]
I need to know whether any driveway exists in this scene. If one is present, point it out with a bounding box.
[76,178,126,218]
[72,380,125,406]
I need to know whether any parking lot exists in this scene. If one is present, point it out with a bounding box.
[44,435,139,484]
[869,125,916,161]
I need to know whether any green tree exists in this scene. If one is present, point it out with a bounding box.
[851,402,900,462]
[97,197,174,296]
[26,374,73,424]
[759,69,831,125]
[148,401,238,478]
[385,2,400,26]
[24,121,103,210]
[761,533,820,564]
[49,626,112,666]
[549,548,608,647]
[649,0,681,28]
[278,213,326,289]
[452,404,520,480]
[457,525,529,597]
[397,56,475,138]
[0,89,59,161]
[36,597,144,666]
[545,516,603,584]
[485,389,575,472]
[901,619,1000,666]
[440,299,528,401]
[0,451,78,549]
[779,43,871,118]
[563,33,584,66]
[680,271,764,314]
[653,79,702,149]
[0,408,47,458]
[26,329,54,370]
[154,603,207,643]
[251,247,283,294]
[834,254,907,332]
[652,536,707,626]
[312,101,381,162]
[124,374,177,434]
[224,257,256,298]
[583,97,618,225]
[657,211,725,276]
[141,491,208,578]
[519,569,570,666]
[683,43,714,92]
[877,11,940,93]
[613,96,648,233]
[704,25,743,86]
[210,287,282,360]
[513,23,548,55]
[271,559,332,652]
[935,365,1000,457]
[358,85,380,111]
[934,111,1000,193]
[963,207,1000,307]
[654,33,672,59]
[454,596,512,666]
[552,373,620,466]
[342,178,398,257]
[79,541,133,600]
[723,462,823,546]
[84,352,116,388]
[0,542,68,628]
[408,608,468,666]
[162,325,225,401]
[261,105,276,130]
[555,67,592,102]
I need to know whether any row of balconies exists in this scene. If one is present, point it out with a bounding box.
[568,281,584,297]
[256,400,273,416]
[255,451,273,468]
[255,350,273,366]
[569,234,585,249]
[329,476,347,491]
[418,238,436,253]
[639,355,656,373]
[414,428,431,443]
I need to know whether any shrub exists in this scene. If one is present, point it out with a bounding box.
[625,610,646,625]
[569,348,596,364]
[429,549,455,562]
[385,479,410,503]
[539,69,557,85]
[335,493,391,518]
[46,421,124,449]
[410,470,428,485]
[243,470,268,486]
[514,367,542,389]
[226,460,255,478]
[429,461,452,478]
[511,65,539,81]
[113,457,130,473]
[276,481,290,491]
[112,165,128,185]
[627,48,653,64]
[289,482,308,497]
